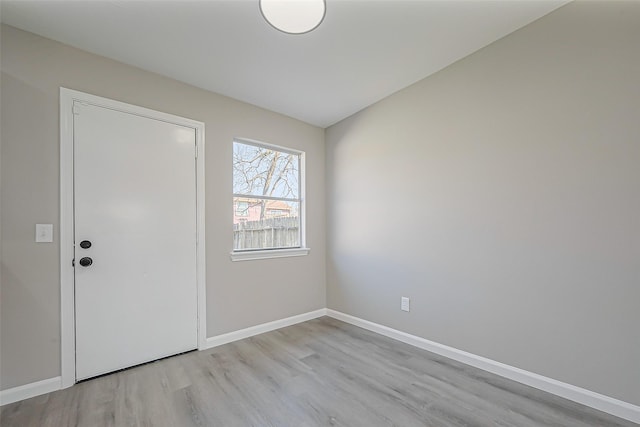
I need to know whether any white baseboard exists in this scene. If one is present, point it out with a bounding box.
[4,309,638,424]
[0,310,327,407]
[205,308,327,349]
[326,309,640,424]
[0,377,61,406]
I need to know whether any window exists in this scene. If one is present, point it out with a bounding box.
[232,139,308,260]
[235,201,249,217]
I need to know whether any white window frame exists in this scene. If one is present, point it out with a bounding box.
[230,138,309,261]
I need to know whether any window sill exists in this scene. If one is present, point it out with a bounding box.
[230,247,310,262]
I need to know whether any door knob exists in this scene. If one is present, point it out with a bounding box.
[80,240,92,249]
[79,257,93,267]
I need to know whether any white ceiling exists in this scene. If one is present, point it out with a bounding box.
[1,0,567,128]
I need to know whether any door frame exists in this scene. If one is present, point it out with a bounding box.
[59,87,207,388]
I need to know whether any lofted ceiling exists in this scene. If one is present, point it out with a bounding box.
[1,0,568,128]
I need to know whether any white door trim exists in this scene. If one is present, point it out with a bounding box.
[59,87,206,389]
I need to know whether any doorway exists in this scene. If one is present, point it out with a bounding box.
[60,88,206,386]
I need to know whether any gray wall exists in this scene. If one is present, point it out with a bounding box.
[326,1,640,406]
[0,24,326,390]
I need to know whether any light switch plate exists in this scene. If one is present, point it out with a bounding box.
[36,224,54,243]
[401,296,410,312]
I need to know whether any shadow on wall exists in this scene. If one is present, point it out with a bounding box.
[1,72,61,390]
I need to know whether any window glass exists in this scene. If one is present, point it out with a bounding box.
[233,140,303,251]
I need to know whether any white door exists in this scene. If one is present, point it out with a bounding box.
[74,102,198,380]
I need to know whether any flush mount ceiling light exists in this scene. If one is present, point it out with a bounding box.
[260,0,326,35]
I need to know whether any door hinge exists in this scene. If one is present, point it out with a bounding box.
[195,143,198,158]
[72,258,75,267]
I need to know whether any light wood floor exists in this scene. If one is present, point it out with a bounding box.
[1,317,635,426]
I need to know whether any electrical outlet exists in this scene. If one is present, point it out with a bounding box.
[401,297,410,312]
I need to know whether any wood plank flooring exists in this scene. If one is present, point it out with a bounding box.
[1,317,635,426]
